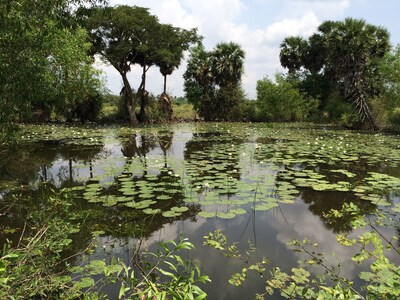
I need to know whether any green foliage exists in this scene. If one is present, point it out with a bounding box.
[116,238,210,299]
[279,18,391,129]
[389,107,400,130]
[255,74,319,122]
[340,111,363,129]
[172,103,198,121]
[99,94,129,123]
[143,95,171,124]
[370,46,400,131]
[205,202,400,300]
[86,5,200,125]
[0,188,95,299]
[279,36,309,74]
[0,0,104,137]
[184,42,247,121]
[0,187,209,299]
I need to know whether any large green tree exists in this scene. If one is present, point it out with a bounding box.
[0,0,105,140]
[184,42,246,121]
[86,5,199,125]
[212,42,245,87]
[279,18,391,129]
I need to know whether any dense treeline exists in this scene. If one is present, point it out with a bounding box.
[184,18,400,130]
[1,0,400,141]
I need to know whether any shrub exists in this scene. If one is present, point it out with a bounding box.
[144,95,169,124]
[389,107,400,130]
[172,103,197,121]
[256,74,319,122]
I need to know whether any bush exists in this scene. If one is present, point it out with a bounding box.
[389,107,400,130]
[369,96,390,130]
[322,90,364,128]
[256,74,319,122]
[242,100,257,122]
[172,103,197,121]
[213,85,247,121]
[339,111,362,128]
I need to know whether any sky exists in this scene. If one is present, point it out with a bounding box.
[97,0,400,99]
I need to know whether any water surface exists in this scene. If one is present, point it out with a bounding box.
[1,122,399,299]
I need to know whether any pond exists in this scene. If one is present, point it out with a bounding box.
[1,122,400,299]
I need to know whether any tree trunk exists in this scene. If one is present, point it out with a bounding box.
[121,72,139,126]
[163,75,167,94]
[139,64,147,122]
[345,69,378,130]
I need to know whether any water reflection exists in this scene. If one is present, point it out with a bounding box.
[0,124,400,299]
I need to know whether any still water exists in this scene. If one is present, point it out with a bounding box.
[1,122,399,299]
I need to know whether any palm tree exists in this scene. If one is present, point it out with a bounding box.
[319,18,390,128]
[212,42,245,87]
[279,36,308,75]
[159,64,174,94]
[156,25,200,95]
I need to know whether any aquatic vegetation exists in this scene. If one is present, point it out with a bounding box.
[1,122,400,298]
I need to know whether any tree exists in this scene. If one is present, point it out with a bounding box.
[86,5,153,126]
[133,23,199,122]
[279,36,308,75]
[318,18,390,129]
[256,74,318,122]
[212,42,245,87]
[369,45,400,129]
[279,18,391,129]
[184,44,212,116]
[184,42,246,121]
[86,5,199,124]
[0,0,105,140]
[155,25,200,94]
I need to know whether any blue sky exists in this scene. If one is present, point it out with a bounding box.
[97,0,400,98]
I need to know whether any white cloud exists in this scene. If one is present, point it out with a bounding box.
[281,0,351,19]
[266,203,361,279]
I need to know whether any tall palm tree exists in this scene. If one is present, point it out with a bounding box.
[319,18,390,128]
[159,64,174,94]
[212,42,245,87]
[279,36,308,75]
[156,25,200,95]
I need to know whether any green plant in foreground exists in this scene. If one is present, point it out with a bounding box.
[204,202,400,299]
[0,188,209,299]
[115,238,210,300]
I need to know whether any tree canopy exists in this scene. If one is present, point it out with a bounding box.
[85,5,200,125]
[184,42,246,121]
[279,18,391,129]
[0,0,105,139]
